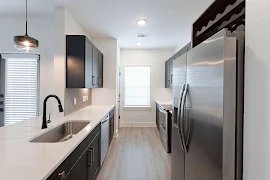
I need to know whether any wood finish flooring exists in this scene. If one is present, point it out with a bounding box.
[97,127,171,180]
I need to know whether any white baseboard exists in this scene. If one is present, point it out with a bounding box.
[120,122,157,127]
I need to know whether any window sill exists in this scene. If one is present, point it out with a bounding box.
[123,106,152,111]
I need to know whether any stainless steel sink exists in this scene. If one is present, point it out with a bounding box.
[30,121,90,143]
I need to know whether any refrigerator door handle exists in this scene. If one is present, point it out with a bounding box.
[177,84,186,150]
[180,84,189,153]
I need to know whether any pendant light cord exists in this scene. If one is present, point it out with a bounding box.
[25,0,28,36]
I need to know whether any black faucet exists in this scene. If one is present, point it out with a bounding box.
[42,95,64,129]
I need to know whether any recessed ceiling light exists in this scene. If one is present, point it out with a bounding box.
[137,19,147,26]
[137,42,142,46]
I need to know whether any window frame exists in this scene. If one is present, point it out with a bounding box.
[123,65,151,111]
[3,53,40,126]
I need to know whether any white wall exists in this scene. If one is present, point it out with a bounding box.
[244,1,270,179]
[120,49,173,127]
[0,14,54,114]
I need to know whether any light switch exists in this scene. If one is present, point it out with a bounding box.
[74,98,77,105]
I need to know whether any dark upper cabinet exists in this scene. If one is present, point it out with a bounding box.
[66,35,87,88]
[92,47,99,87]
[165,58,173,88]
[98,53,103,88]
[66,35,103,88]
[85,41,94,88]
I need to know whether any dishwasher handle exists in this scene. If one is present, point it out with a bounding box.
[102,115,109,124]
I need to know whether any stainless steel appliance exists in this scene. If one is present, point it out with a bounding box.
[158,106,172,153]
[101,115,109,165]
[172,29,244,180]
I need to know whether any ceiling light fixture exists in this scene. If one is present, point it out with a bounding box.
[14,0,39,52]
[137,19,147,26]
[137,42,142,46]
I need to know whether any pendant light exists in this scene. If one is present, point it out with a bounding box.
[14,0,39,52]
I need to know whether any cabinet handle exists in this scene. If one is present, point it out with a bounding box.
[58,171,65,180]
[91,147,94,165]
[92,76,95,86]
[171,74,173,84]
[98,77,100,86]
[87,149,92,166]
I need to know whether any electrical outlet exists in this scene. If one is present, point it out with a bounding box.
[83,96,87,102]
[74,98,77,105]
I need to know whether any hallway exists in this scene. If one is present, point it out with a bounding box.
[97,127,171,180]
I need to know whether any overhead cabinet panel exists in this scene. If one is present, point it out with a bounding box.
[66,35,104,88]
[93,47,99,87]
[66,36,86,88]
[98,53,103,88]
[85,41,94,88]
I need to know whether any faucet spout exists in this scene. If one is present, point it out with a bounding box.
[42,95,64,129]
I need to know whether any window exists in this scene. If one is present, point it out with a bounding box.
[4,54,40,125]
[124,66,150,108]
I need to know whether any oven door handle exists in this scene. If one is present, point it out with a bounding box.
[159,107,167,115]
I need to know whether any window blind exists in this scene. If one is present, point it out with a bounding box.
[124,66,150,107]
[4,55,40,125]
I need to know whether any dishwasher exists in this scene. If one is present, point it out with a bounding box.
[101,114,109,165]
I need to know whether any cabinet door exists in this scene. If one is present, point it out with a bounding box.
[66,36,86,88]
[88,133,101,180]
[70,149,88,180]
[109,117,114,143]
[98,52,103,88]
[47,157,71,180]
[64,173,71,180]
[165,61,170,88]
[85,41,94,88]
[169,59,173,88]
[93,47,99,87]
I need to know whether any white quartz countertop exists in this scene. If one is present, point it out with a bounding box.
[155,101,173,112]
[0,105,115,180]
[155,100,172,107]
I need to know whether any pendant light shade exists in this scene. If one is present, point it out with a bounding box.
[14,0,39,52]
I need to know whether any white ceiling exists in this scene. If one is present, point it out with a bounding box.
[0,0,214,49]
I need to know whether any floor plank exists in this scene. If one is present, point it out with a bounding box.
[97,127,171,180]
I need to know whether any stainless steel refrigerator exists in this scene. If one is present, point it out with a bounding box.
[171,29,244,180]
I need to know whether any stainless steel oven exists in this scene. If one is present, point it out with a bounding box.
[159,106,171,153]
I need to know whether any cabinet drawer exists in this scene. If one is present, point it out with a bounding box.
[47,157,71,180]
[71,123,101,165]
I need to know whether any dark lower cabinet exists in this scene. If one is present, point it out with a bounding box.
[47,123,101,180]
[47,156,71,180]
[156,103,160,131]
[109,108,115,144]
[64,173,71,180]
[70,150,88,180]
[88,133,101,180]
